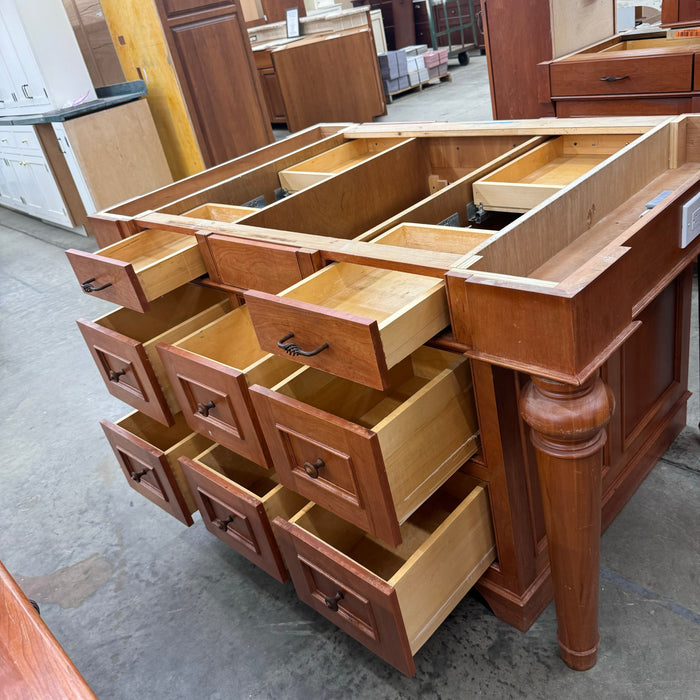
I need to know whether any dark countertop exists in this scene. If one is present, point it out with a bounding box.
[0,81,147,126]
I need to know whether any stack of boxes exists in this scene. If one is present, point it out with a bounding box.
[378,45,449,95]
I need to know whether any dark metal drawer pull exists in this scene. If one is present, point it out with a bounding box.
[214,516,234,531]
[324,591,344,611]
[197,400,215,417]
[277,332,329,357]
[130,469,148,483]
[80,277,113,293]
[303,458,325,479]
[108,368,126,382]
[599,75,629,82]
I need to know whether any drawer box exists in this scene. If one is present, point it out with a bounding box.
[472,134,634,213]
[370,222,494,255]
[278,138,406,192]
[244,262,450,390]
[250,346,480,546]
[182,203,258,223]
[66,229,207,312]
[179,444,307,582]
[78,285,232,425]
[273,471,495,676]
[102,411,212,525]
[157,304,298,467]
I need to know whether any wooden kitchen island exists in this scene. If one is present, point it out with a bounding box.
[69,116,699,676]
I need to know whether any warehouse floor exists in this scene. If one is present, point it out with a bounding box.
[1,53,698,699]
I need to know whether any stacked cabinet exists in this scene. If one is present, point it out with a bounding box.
[69,116,699,676]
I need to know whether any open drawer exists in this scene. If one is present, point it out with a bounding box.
[278,138,407,192]
[472,134,635,213]
[156,304,298,467]
[66,229,207,312]
[182,203,258,223]
[244,262,450,390]
[250,346,480,546]
[273,471,495,676]
[179,444,307,582]
[78,285,232,425]
[369,222,495,255]
[101,411,212,526]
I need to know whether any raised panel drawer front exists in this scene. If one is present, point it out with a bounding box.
[179,444,307,582]
[273,472,496,676]
[157,304,298,467]
[66,229,207,312]
[550,53,693,96]
[101,411,213,525]
[77,285,231,425]
[250,346,480,546]
[244,262,450,390]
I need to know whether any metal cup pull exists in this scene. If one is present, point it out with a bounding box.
[80,277,113,293]
[276,332,329,357]
[599,75,629,82]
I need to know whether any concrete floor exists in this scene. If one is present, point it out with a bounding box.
[1,53,698,699]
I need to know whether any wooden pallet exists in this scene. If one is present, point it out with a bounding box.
[385,72,452,103]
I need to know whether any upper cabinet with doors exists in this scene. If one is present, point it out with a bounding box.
[0,0,95,117]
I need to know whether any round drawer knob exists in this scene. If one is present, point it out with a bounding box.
[214,515,234,531]
[197,400,215,417]
[303,458,325,479]
[109,368,126,382]
[130,469,148,483]
[324,590,344,612]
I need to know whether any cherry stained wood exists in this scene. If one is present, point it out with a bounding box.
[273,516,415,675]
[271,28,385,132]
[519,373,615,670]
[251,385,402,546]
[180,455,290,582]
[101,414,211,526]
[662,0,700,25]
[0,562,97,700]
[78,318,174,425]
[152,0,272,167]
[156,345,272,468]
[549,54,694,97]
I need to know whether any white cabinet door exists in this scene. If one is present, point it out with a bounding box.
[0,154,22,207]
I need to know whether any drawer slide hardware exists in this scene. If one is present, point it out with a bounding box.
[324,590,344,611]
[277,333,329,357]
[214,516,234,531]
[303,459,325,479]
[599,75,629,82]
[80,278,113,293]
[130,469,148,483]
[108,368,126,382]
[197,400,216,417]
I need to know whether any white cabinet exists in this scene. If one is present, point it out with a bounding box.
[0,0,94,117]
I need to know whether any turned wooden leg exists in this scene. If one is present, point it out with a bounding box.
[519,373,614,671]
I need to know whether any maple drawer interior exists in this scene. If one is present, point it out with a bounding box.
[275,471,495,676]
[471,134,636,213]
[157,304,298,466]
[238,135,535,239]
[278,138,408,192]
[66,229,207,311]
[182,203,259,223]
[370,222,495,256]
[78,285,231,425]
[253,345,480,544]
[180,444,308,582]
[597,37,700,53]
[102,410,212,526]
[244,262,450,389]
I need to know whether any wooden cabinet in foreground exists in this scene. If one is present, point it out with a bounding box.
[75,114,700,677]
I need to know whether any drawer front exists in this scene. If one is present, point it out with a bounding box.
[101,419,193,526]
[66,249,149,311]
[273,517,415,676]
[77,319,173,425]
[549,54,694,96]
[250,385,401,546]
[245,290,391,390]
[180,456,288,582]
[204,235,313,292]
[157,345,271,468]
